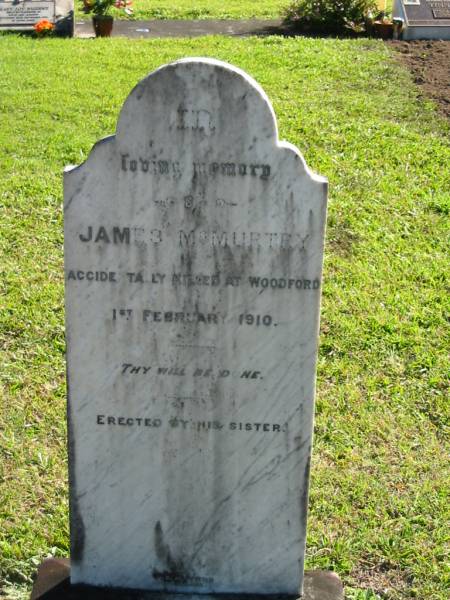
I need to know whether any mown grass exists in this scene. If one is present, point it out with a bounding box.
[0,35,449,600]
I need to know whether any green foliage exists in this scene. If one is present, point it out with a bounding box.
[346,590,382,600]
[284,0,378,34]
[81,0,131,16]
[81,0,116,16]
[0,35,449,600]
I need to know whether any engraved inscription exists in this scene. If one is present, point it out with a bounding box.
[432,7,450,17]
[121,364,234,378]
[176,107,216,134]
[427,0,450,17]
[248,276,320,289]
[178,230,309,250]
[121,154,182,177]
[119,155,271,180]
[153,571,214,586]
[120,363,263,381]
[72,225,311,252]
[77,225,162,245]
[66,269,321,291]
[96,415,288,433]
[0,1,55,28]
[193,161,271,180]
[67,270,117,282]
[142,310,226,324]
[404,0,450,17]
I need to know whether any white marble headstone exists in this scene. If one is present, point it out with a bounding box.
[64,58,327,596]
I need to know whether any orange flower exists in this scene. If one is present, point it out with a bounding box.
[34,19,55,34]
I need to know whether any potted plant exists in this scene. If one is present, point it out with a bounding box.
[81,0,132,37]
[372,1,394,38]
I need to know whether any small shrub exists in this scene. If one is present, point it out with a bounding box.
[283,0,378,35]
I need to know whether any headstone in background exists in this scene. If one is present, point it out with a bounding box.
[64,59,328,596]
[0,0,73,35]
[393,0,450,39]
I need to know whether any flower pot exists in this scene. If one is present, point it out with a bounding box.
[373,21,394,39]
[92,15,114,37]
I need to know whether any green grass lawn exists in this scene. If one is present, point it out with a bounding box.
[0,35,449,600]
[77,0,288,20]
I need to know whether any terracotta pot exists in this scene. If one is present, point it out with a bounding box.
[373,21,394,39]
[92,15,114,37]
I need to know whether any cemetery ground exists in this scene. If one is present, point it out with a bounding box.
[389,41,450,120]
[0,35,449,600]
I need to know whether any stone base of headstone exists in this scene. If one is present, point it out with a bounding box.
[31,559,343,600]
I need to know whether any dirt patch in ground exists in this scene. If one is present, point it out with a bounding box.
[351,563,412,598]
[388,40,450,120]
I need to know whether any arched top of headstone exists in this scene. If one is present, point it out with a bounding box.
[116,58,278,148]
[67,58,325,187]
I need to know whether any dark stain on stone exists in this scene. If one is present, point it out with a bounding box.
[153,521,191,584]
[301,452,311,524]
[67,368,85,564]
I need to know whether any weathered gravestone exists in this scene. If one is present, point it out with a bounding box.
[62,59,331,598]
[0,0,73,35]
[393,0,450,39]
